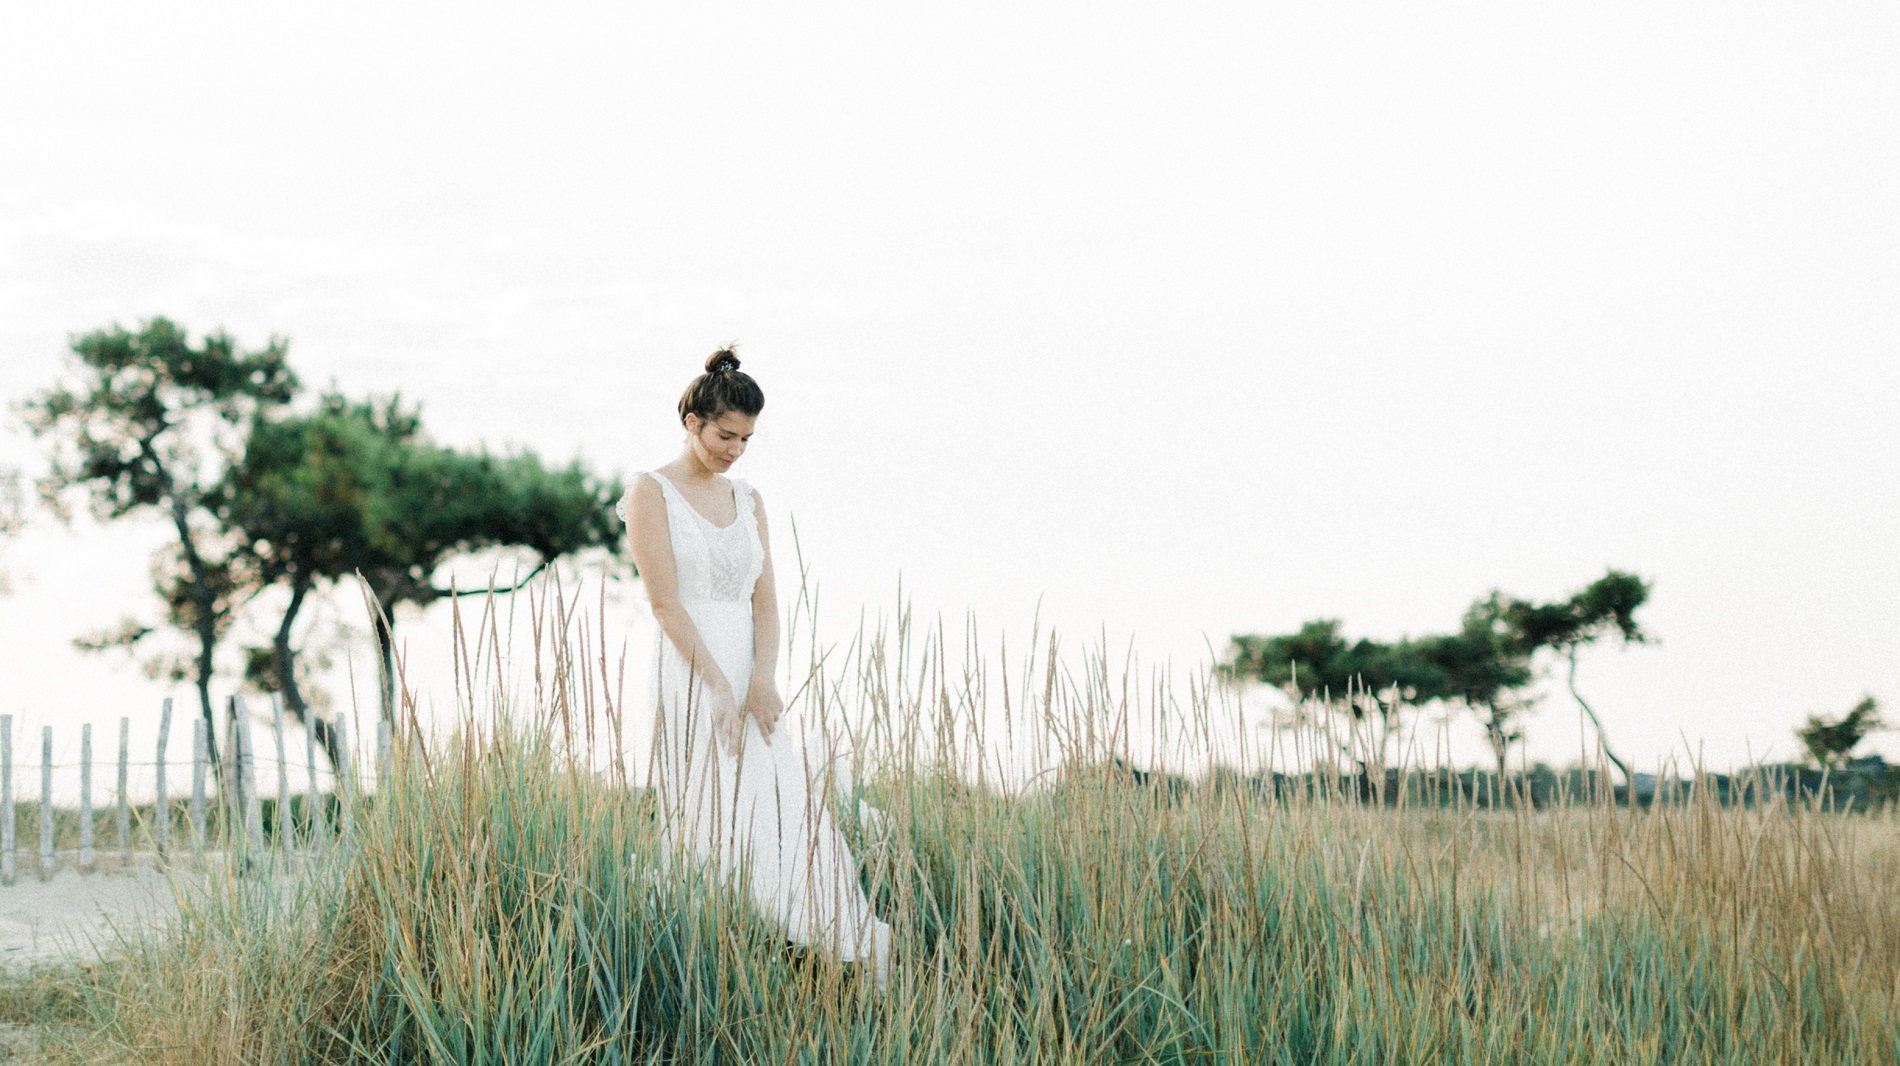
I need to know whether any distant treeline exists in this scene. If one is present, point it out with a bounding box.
[1221,574,1889,794]
[1219,571,1653,785]
[1108,755,1900,812]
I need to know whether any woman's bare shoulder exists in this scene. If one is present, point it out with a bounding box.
[622,472,665,510]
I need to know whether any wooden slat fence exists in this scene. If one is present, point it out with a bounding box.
[0,696,369,884]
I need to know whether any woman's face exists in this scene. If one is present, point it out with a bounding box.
[685,410,756,471]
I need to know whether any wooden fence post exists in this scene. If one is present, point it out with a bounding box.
[376,717,391,788]
[117,717,130,869]
[234,696,264,860]
[155,698,172,866]
[78,723,93,874]
[39,726,53,880]
[224,696,238,849]
[190,718,206,868]
[335,714,354,840]
[1,714,13,886]
[305,710,324,854]
[272,696,290,853]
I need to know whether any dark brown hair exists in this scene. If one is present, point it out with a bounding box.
[677,346,765,428]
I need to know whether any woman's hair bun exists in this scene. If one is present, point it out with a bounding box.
[679,343,763,426]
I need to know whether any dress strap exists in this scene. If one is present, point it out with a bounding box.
[637,470,751,530]
[615,470,668,523]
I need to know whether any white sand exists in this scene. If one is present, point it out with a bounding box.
[0,862,211,972]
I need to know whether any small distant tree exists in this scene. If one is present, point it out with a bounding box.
[1223,621,1429,770]
[1493,570,1652,787]
[1225,607,1538,784]
[1224,568,1653,794]
[1407,608,1536,786]
[18,319,298,775]
[1797,695,1885,772]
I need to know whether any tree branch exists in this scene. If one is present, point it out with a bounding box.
[436,558,548,598]
[1567,645,1633,788]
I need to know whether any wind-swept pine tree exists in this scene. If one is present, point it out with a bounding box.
[1224,569,1652,793]
[222,391,628,739]
[19,318,298,776]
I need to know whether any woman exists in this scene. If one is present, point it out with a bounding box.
[619,347,893,988]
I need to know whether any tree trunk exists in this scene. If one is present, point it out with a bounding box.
[195,602,220,783]
[272,569,344,772]
[372,596,399,734]
[194,677,218,802]
[158,471,224,787]
[1482,707,1513,807]
[1566,647,1632,790]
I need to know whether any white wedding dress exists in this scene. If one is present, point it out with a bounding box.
[620,470,892,984]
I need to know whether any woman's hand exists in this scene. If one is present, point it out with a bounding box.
[744,677,784,739]
[705,681,744,754]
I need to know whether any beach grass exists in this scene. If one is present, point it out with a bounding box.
[43,571,1900,1065]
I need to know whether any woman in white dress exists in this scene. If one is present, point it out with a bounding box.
[619,348,893,988]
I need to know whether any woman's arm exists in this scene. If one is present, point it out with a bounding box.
[743,487,784,737]
[624,474,741,743]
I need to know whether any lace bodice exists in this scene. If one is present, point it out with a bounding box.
[619,470,763,605]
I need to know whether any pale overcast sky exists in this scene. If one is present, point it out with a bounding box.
[1,3,1895,787]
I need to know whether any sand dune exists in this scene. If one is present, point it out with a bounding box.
[0,863,210,972]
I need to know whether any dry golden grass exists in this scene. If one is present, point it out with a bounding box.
[40,568,1900,1064]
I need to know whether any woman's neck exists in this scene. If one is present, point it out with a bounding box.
[670,449,722,485]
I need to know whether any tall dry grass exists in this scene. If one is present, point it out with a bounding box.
[60,566,1900,1065]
